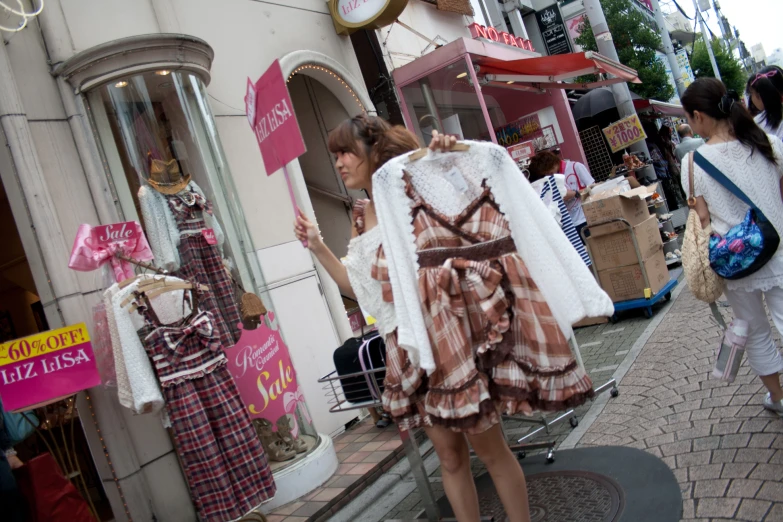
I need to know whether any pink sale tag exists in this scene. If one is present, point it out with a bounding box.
[91,221,138,247]
[202,229,217,245]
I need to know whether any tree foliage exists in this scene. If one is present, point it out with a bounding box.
[575,0,674,101]
[690,36,748,94]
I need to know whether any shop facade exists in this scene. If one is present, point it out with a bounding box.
[0,0,409,519]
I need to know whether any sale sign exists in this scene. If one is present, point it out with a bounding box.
[90,221,138,247]
[602,114,647,153]
[249,60,307,176]
[225,321,311,436]
[0,324,101,412]
[507,140,535,162]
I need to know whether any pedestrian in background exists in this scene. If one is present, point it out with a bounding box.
[643,121,682,210]
[747,65,783,140]
[674,124,704,164]
[681,78,783,416]
[552,148,594,240]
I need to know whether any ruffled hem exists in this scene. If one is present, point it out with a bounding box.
[160,358,227,387]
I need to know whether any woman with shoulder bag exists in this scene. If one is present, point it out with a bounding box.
[681,78,783,415]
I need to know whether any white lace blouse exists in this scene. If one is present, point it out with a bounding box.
[681,137,783,292]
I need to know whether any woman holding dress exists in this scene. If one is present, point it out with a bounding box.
[294,115,533,522]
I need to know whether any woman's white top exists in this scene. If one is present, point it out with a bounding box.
[681,137,783,292]
[343,225,398,337]
[372,141,614,373]
[755,112,783,141]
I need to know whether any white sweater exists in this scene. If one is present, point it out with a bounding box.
[681,137,783,292]
[372,141,614,373]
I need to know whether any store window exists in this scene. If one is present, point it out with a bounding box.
[85,70,318,469]
[400,58,493,144]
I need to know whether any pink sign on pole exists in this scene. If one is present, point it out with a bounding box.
[0,324,101,412]
[249,60,307,176]
[225,322,311,436]
[90,221,139,247]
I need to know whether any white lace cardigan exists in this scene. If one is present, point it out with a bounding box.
[138,181,225,272]
[372,141,614,373]
[105,275,192,414]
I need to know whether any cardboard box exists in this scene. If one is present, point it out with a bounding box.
[573,316,609,328]
[597,249,669,302]
[586,216,663,271]
[582,183,658,227]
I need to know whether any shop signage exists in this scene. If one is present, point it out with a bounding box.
[91,221,138,247]
[566,15,585,52]
[496,114,541,146]
[249,60,306,176]
[507,141,535,162]
[225,322,311,437]
[675,49,696,88]
[468,23,535,52]
[329,0,409,35]
[602,114,647,153]
[535,4,572,56]
[0,324,101,412]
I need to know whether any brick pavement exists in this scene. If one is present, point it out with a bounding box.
[577,288,783,522]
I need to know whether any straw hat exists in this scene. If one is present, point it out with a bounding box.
[147,158,191,195]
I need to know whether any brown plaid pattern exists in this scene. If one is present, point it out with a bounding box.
[141,310,276,521]
[167,191,241,347]
[374,175,593,434]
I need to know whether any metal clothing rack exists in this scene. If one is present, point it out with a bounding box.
[319,361,619,521]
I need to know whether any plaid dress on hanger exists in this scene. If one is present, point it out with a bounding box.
[167,190,241,347]
[137,304,275,522]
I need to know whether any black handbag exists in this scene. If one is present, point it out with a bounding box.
[333,331,386,403]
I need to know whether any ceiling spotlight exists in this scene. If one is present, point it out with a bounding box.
[115,80,128,88]
[456,72,468,78]
[507,81,515,84]
[156,70,171,76]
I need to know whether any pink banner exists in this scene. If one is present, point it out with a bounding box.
[249,60,307,176]
[225,321,311,436]
[0,324,101,412]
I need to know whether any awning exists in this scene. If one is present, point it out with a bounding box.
[633,98,684,117]
[480,51,641,91]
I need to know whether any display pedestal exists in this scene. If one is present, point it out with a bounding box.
[259,433,339,512]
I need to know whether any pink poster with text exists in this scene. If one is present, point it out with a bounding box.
[224,319,310,435]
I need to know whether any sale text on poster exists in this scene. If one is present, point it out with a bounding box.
[602,114,647,153]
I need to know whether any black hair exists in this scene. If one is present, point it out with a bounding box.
[681,78,776,165]
[748,65,783,130]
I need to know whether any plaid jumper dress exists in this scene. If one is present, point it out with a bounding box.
[372,176,595,434]
[167,190,241,347]
[138,299,275,521]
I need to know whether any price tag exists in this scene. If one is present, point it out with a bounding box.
[602,114,647,153]
[444,168,469,193]
[202,229,218,245]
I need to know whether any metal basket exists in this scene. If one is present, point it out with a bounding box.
[318,366,386,413]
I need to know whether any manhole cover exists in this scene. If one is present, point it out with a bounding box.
[476,470,624,522]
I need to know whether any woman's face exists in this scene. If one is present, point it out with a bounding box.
[749,87,764,112]
[334,143,371,191]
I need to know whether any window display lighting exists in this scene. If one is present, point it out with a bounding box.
[286,64,366,114]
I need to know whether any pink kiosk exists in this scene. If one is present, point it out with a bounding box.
[391,27,640,167]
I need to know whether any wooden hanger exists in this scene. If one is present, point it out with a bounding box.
[408,142,470,162]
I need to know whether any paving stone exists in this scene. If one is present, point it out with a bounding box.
[756,482,783,502]
[748,433,777,448]
[720,433,752,449]
[749,463,781,480]
[676,450,712,468]
[712,421,744,435]
[660,440,693,456]
[693,479,730,498]
[696,497,740,518]
[693,436,722,452]
[735,499,772,521]
[765,503,783,521]
[733,448,776,464]
[720,462,757,479]
[726,479,764,499]
[687,463,724,481]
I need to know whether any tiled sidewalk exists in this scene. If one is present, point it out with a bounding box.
[267,419,408,521]
[577,288,783,521]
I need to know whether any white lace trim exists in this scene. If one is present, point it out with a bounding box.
[344,227,398,337]
[372,141,615,374]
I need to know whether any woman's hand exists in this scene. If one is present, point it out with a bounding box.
[428,130,458,152]
[7,455,23,469]
[294,213,323,252]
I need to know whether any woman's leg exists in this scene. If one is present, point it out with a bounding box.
[467,424,530,522]
[724,288,783,401]
[424,425,480,522]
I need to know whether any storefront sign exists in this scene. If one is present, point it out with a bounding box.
[0,324,101,412]
[675,49,695,88]
[225,322,311,437]
[90,221,138,247]
[329,0,409,35]
[507,141,535,162]
[535,4,572,56]
[566,15,585,52]
[496,114,541,146]
[250,60,306,176]
[602,114,647,153]
[468,23,535,52]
